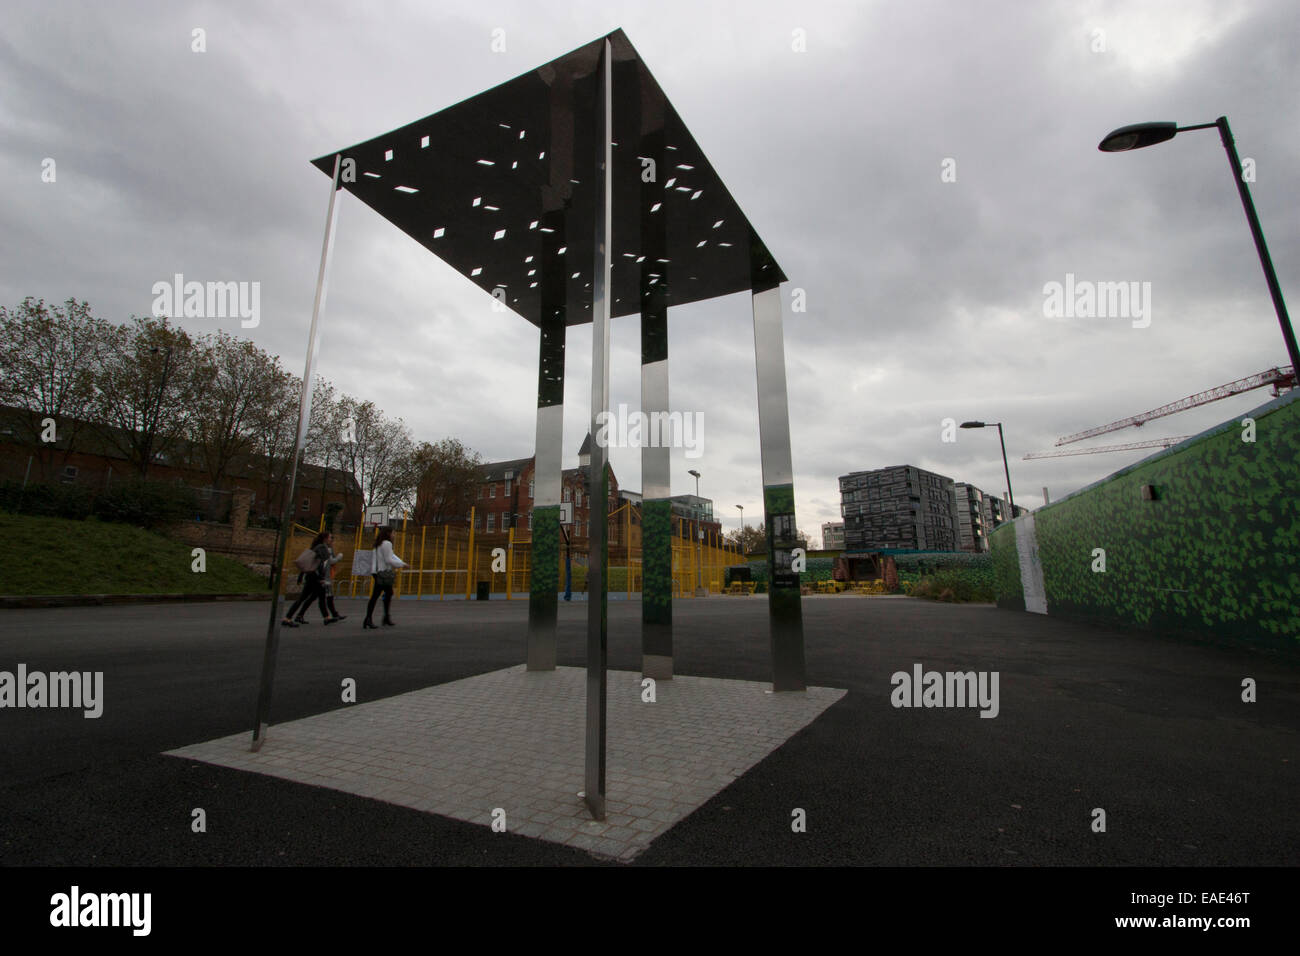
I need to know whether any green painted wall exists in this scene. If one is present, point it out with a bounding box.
[994,390,1299,646]
[989,523,1023,611]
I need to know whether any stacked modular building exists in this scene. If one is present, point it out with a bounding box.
[954,482,987,553]
[839,465,960,552]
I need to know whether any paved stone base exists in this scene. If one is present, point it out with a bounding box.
[166,665,845,861]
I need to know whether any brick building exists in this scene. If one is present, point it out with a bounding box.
[467,435,621,549]
[0,404,361,526]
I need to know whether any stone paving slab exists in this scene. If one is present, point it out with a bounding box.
[166,665,846,861]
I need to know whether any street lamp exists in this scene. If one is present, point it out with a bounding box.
[1098,117,1300,373]
[687,469,703,595]
[960,421,1015,513]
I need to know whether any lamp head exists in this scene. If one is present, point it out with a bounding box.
[1098,121,1178,152]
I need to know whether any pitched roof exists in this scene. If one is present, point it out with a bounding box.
[479,456,533,482]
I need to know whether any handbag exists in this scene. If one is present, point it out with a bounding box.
[372,543,396,588]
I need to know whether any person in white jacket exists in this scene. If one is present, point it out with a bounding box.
[364,526,407,628]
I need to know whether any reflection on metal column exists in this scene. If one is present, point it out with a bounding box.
[584,37,613,821]
[527,218,566,670]
[751,279,807,692]
[252,154,342,751]
[526,326,564,670]
[640,295,672,680]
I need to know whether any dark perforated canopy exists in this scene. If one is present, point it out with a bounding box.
[311,29,785,328]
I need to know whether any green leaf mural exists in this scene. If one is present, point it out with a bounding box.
[642,499,672,624]
[996,392,1298,646]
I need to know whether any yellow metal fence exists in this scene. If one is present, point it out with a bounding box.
[278,504,743,600]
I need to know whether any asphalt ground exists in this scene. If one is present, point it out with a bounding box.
[0,595,1296,867]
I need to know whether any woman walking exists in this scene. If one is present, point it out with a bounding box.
[321,539,347,624]
[363,526,406,629]
[282,531,332,627]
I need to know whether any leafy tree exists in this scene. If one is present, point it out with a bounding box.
[0,297,110,479]
[332,397,417,515]
[188,331,287,493]
[91,316,200,477]
[411,438,483,526]
[726,522,766,555]
[247,365,299,519]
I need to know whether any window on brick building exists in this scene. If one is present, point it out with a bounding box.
[528,510,533,530]
[490,484,496,498]
[504,479,511,497]
[528,479,534,499]
[563,487,571,502]
[301,498,310,512]
[487,513,495,532]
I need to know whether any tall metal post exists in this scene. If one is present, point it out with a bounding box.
[996,423,1015,511]
[1214,116,1300,373]
[751,275,807,692]
[252,153,342,750]
[584,36,613,820]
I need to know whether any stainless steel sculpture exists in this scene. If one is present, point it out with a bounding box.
[254,29,806,817]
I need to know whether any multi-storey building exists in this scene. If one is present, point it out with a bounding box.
[954,482,988,553]
[838,464,959,552]
[821,521,845,550]
[981,493,1016,536]
[461,435,620,548]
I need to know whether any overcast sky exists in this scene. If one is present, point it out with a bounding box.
[4,0,1297,543]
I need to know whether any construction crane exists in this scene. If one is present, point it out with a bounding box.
[1024,436,1192,460]
[1055,366,1295,446]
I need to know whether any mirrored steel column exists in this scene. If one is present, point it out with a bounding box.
[526,211,568,672]
[751,272,807,692]
[640,280,673,680]
[252,154,342,750]
[584,36,613,821]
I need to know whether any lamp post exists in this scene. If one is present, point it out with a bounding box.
[688,469,704,595]
[960,421,1015,513]
[1098,117,1300,374]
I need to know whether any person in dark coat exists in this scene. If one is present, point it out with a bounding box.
[282,532,332,627]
